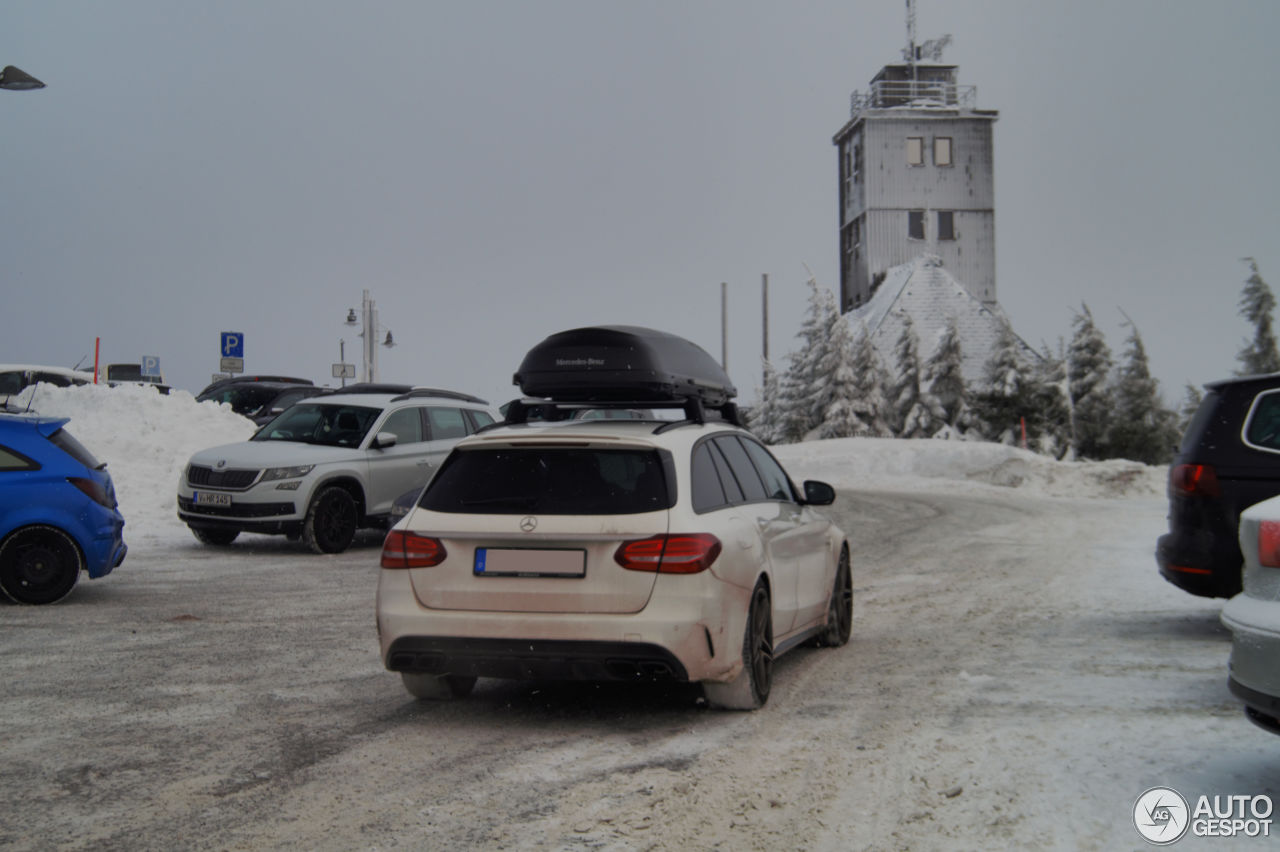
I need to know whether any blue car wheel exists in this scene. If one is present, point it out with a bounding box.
[0,525,83,605]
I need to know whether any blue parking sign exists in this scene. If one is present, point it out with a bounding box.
[221,332,244,358]
[141,355,161,377]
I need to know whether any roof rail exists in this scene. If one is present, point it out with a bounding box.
[334,382,415,395]
[389,387,489,405]
[501,397,743,428]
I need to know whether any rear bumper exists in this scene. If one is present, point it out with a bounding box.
[1222,595,1280,724]
[1229,679,1280,735]
[83,509,127,579]
[376,569,748,684]
[386,636,689,682]
[1156,531,1241,598]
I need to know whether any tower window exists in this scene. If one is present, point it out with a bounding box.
[906,137,924,167]
[908,210,925,240]
[937,211,955,240]
[934,137,953,167]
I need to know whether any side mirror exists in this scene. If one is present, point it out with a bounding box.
[802,480,835,506]
[371,431,398,450]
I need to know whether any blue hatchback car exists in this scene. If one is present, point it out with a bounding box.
[0,414,127,604]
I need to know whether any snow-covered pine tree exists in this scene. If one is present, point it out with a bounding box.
[1236,257,1280,375]
[1028,343,1072,458]
[847,320,892,436]
[1067,303,1114,459]
[815,307,866,439]
[891,313,929,437]
[747,359,784,444]
[971,323,1031,444]
[776,277,833,442]
[1107,317,1179,464]
[1177,383,1203,438]
[920,315,968,435]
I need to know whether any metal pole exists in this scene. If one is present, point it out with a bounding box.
[721,282,728,370]
[362,289,376,384]
[762,273,769,369]
[339,339,347,388]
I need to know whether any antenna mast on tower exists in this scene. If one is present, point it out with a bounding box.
[904,0,917,79]
[903,0,952,83]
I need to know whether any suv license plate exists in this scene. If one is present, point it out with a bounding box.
[194,491,232,507]
[474,548,586,578]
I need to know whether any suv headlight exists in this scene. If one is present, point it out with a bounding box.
[260,465,315,482]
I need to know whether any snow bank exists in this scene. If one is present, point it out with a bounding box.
[6,384,1165,553]
[9,383,257,548]
[769,436,1165,499]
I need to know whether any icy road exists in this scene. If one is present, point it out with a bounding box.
[2,480,1274,851]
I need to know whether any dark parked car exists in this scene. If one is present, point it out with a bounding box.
[1157,373,1280,597]
[197,374,313,397]
[0,413,127,603]
[197,380,326,426]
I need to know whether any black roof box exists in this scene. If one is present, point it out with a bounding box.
[514,326,737,406]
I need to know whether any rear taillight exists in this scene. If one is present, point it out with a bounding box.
[67,476,114,509]
[1169,463,1221,498]
[381,530,447,569]
[614,534,721,574]
[1260,521,1280,568]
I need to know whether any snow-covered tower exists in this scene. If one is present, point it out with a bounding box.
[832,50,998,312]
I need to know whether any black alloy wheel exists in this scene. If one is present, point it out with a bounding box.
[745,582,774,703]
[0,526,82,605]
[303,486,359,554]
[819,548,853,647]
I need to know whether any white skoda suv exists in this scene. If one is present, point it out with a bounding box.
[178,387,497,553]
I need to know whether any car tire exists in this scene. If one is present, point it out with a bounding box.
[702,580,773,710]
[190,526,239,546]
[0,525,82,605]
[814,547,852,648]
[401,672,477,700]
[302,486,358,554]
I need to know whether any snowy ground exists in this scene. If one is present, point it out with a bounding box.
[2,383,1276,850]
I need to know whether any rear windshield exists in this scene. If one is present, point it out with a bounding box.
[48,427,102,470]
[421,447,672,515]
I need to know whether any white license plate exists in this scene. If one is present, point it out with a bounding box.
[194,491,232,507]
[474,548,586,578]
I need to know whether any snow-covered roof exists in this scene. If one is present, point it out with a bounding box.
[848,255,1036,385]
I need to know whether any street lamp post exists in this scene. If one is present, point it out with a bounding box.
[0,66,46,91]
[343,290,395,384]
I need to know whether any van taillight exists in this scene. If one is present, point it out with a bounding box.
[1260,521,1280,568]
[1169,464,1221,497]
[614,534,721,574]
[381,530,447,569]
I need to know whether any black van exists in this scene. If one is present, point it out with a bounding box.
[1157,373,1280,597]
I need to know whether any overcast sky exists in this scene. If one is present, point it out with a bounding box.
[5,0,1278,408]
